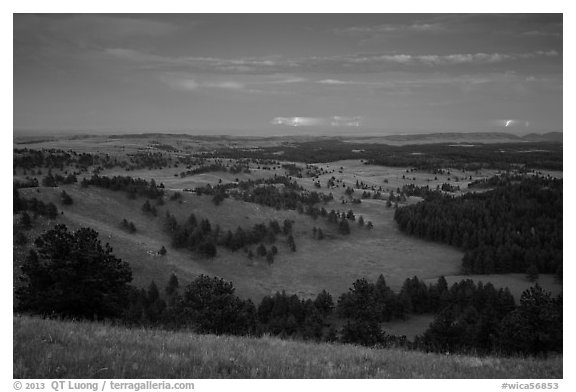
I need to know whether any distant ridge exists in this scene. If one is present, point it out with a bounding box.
[523,132,563,143]
[13,131,562,146]
[340,131,563,146]
[368,132,522,142]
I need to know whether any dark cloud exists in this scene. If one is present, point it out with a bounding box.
[13,14,563,134]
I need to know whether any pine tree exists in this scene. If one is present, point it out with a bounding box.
[338,218,350,235]
[314,289,334,317]
[147,281,160,303]
[198,241,217,258]
[283,219,293,235]
[142,200,152,213]
[257,243,267,257]
[526,264,539,282]
[287,234,296,252]
[498,285,562,355]
[16,224,132,320]
[165,273,179,296]
[60,190,73,205]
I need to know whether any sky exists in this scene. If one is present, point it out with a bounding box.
[13,13,563,135]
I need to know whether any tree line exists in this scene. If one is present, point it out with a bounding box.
[15,223,562,356]
[14,148,122,171]
[394,175,562,276]
[198,140,562,171]
[193,176,366,235]
[14,189,59,219]
[41,171,78,187]
[163,211,295,260]
[81,175,165,200]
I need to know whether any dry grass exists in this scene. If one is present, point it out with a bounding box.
[13,315,562,379]
[17,184,463,301]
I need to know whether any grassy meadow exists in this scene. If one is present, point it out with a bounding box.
[16,182,464,301]
[15,156,562,302]
[13,138,562,351]
[13,315,563,379]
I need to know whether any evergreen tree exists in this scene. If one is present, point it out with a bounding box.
[60,190,73,205]
[212,192,225,206]
[198,241,217,258]
[338,218,350,235]
[302,305,324,341]
[287,234,296,252]
[147,281,160,303]
[283,219,293,235]
[142,200,152,213]
[498,285,562,355]
[165,273,179,297]
[178,275,255,335]
[314,290,334,317]
[341,319,384,346]
[526,264,539,282]
[338,278,379,322]
[16,224,132,320]
[257,243,267,257]
[41,171,57,187]
[374,275,397,322]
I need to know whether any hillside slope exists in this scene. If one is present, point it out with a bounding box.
[15,184,464,301]
[13,315,562,379]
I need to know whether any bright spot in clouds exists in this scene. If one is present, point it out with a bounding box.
[271,116,361,127]
[497,119,526,128]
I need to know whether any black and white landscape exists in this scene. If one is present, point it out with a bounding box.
[13,13,562,379]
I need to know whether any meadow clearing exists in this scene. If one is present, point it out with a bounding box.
[16,182,464,300]
[13,138,562,342]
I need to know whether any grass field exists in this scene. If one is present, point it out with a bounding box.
[16,157,562,303]
[16,183,464,301]
[14,140,563,339]
[13,315,562,379]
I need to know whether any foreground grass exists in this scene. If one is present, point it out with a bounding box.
[13,315,561,379]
